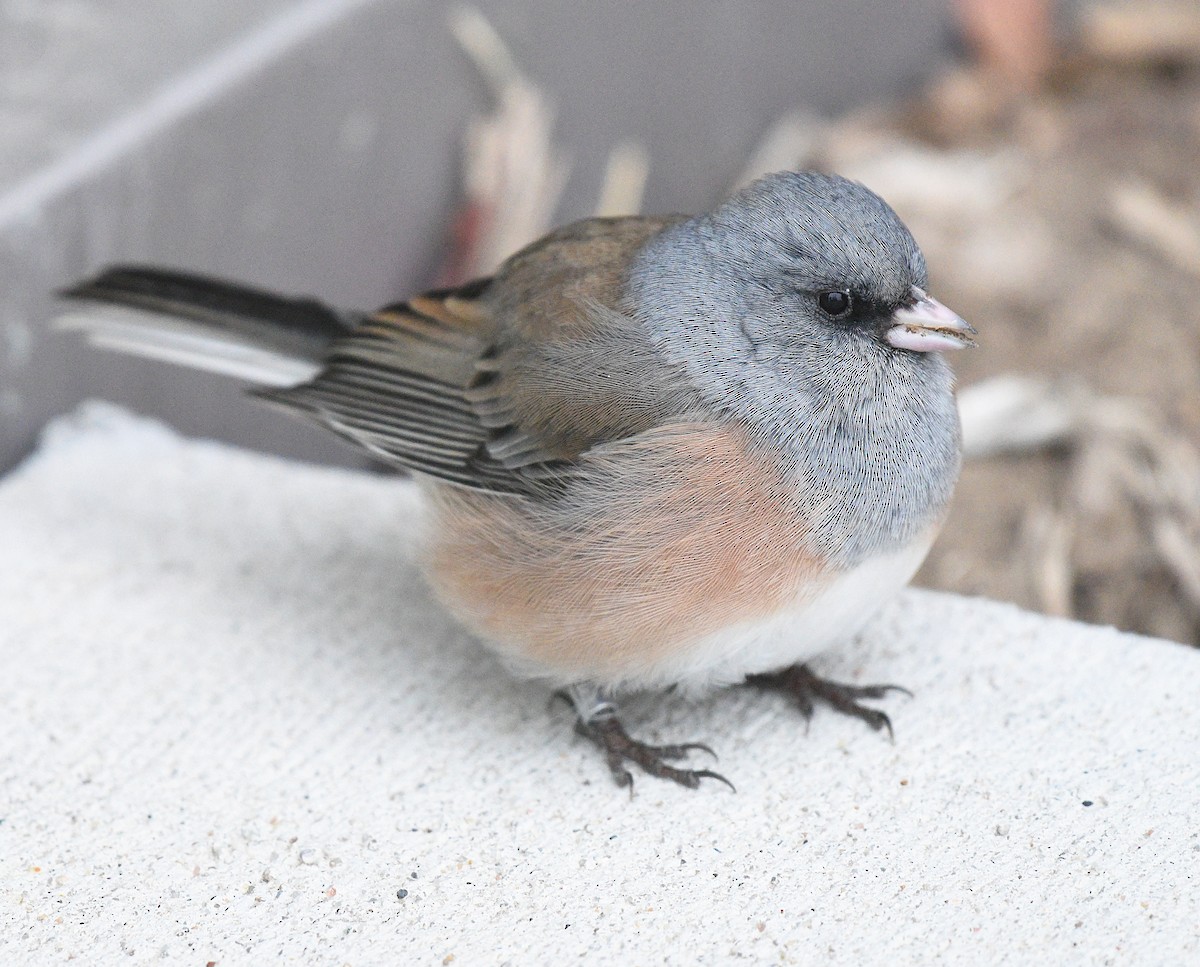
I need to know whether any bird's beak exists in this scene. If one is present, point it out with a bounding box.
[886,287,977,353]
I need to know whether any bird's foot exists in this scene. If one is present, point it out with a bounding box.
[573,713,735,793]
[746,664,910,740]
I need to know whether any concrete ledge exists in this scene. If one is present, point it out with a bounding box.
[2,405,1196,964]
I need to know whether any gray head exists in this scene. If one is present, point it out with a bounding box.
[629,171,973,385]
[627,170,975,560]
[709,170,929,319]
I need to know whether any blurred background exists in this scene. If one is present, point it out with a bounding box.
[3,0,1199,644]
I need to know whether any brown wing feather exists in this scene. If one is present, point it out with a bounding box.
[255,282,524,492]
[259,216,696,494]
[469,215,697,463]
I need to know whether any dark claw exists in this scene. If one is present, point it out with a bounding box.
[689,769,737,794]
[859,709,895,742]
[839,683,913,702]
[574,715,734,793]
[792,691,815,722]
[655,741,719,762]
[747,663,910,742]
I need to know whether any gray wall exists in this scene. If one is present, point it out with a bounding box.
[1,0,952,473]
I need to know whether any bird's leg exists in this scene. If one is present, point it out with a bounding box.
[745,664,911,740]
[561,684,735,792]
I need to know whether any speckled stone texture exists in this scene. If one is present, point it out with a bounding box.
[1,404,1196,965]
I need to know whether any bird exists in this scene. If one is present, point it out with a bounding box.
[57,170,975,791]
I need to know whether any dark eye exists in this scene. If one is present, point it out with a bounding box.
[818,290,852,317]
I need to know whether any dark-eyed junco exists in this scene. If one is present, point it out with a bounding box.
[58,171,975,791]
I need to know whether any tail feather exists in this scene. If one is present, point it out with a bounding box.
[57,266,359,387]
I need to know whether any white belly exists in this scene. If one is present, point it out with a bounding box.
[626,533,936,694]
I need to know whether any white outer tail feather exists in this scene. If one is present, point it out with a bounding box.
[56,304,321,387]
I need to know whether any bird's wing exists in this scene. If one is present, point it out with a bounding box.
[260,216,695,495]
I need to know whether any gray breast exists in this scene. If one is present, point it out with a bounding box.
[775,349,962,566]
[662,329,962,569]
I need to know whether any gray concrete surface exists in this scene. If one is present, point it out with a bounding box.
[1,404,1197,965]
[1,0,952,474]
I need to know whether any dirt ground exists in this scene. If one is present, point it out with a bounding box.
[807,38,1200,643]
